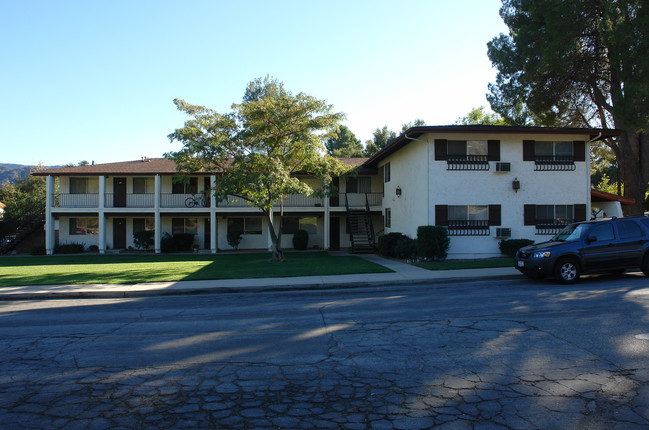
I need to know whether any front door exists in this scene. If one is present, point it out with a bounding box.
[330,217,340,250]
[113,218,126,249]
[114,177,127,207]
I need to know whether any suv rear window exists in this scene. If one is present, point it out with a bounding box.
[617,220,644,239]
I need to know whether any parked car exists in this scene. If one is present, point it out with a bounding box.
[515,216,649,283]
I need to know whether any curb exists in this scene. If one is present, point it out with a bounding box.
[0,273,522,301]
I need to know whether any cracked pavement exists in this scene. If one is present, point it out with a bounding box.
[1,275,649,429]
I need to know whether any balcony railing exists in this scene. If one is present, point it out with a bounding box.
[55,193,99,208]
[447,220,490,236]
[535,219,572,235]
[447,155,489,171]
[336,192,382,208]
[105,193,155,208]
[534,155,575,171]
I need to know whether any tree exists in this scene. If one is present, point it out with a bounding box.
[487,0,649,215]
[0,166,47,232]
[363,126,398,157]
[325,125,363,157]
[455,106,507,125]
[401,118,427,133]
[167,76,347,261]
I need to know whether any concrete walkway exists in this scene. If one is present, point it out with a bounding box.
[0,253,521,300]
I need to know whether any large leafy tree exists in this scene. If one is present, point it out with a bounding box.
[455,106,507,125]
[0,166,47,232]
[363,126,398,157]
[325,125,363,158]
[488,0,649,215]
[167,77,346,261]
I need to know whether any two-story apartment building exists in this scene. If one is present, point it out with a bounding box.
[364,125,620,258]
[34,125,620,258]
[34,158,384,255]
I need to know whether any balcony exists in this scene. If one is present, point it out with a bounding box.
[56,193,98,208]
[105,193,155,208]
[447,155,489,171]
[334,192,383,208]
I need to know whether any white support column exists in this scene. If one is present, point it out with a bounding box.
[98,213,106,254]
[99,176,105,209]
[45,175,54,255]
[324,186,330,250]
[154,174,161,254]
[210,213,217,254]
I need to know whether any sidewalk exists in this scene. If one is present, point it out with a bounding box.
[0,254,522,300]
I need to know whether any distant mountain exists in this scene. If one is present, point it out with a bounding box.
[0,164,35,186]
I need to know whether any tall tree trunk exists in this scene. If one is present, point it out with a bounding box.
[266,212,284,262]
[617,131,649,216]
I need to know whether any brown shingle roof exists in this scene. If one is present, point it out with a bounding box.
[33,157,369,176]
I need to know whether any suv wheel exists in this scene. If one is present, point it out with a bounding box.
[554,258,580,284]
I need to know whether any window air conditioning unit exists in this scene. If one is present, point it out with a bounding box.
[496,228,512,238]
[495,162,511,172]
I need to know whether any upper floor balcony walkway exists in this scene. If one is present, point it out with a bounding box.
[51,192,383,210]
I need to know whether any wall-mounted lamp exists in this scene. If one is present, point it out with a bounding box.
[396,186,402,197]
[512,178,520,192]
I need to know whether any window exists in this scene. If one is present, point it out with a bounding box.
[385,208,391,228]
[346,176,371,193]
[525,204,586,235]
[435,139,499,170]
[172,177,198,194]
[172,218,198,235]
[133,218,154,233]
[589,224,615,242]
[70,178,97,194]
[435,205,500,236]
[523,140,584,171]
[617,220,643,239]
[69,217,99,235]
[282,217,317,234]
[536,205,574,225]
[384,162,391,183]
[133,178,154,194]
[227,217,262,235]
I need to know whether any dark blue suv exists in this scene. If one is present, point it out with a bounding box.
[515,216,649,283]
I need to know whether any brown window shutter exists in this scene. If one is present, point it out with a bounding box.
[434,139,447,161]
[523,140,535,161]
[524,204,536,225]
[573,141,586,162]
[487,140,500,161]
[574,204,587,221]
[435,205,448,226]
[488,205,501,226]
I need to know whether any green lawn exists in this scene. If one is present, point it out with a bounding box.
[0,252,393,287]
[415,258,513,271]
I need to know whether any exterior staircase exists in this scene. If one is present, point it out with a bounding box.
[346,194,375,253]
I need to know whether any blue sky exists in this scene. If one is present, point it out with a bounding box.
[1,1,509,166]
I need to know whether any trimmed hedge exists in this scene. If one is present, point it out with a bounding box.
[499,239,534,257]
[54,243,85,254]
[416,225,450,261]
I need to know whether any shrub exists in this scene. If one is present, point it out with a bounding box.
[133,230,154,250]
[161,233,177,253]
[31,243,46,255]
[393,236,417,259]
[377,232,416,258]
[54,243,85,254]
[292,229,309,250]
[227,231,242,250]
[88,245,99,252]
[417,225,450,261]
[499,239,534,257]
[173,233,195,252]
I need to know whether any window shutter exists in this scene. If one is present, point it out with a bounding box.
[434,140,447,161]
[487,140,500,161]
[435,205,448,226]
[523,140,535,161]
[574,204,587,221]
[488,205,501,226]
[573,141,586,162]
[524,204,536,225]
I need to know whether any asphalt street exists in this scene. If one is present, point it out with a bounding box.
[1,274,649,429]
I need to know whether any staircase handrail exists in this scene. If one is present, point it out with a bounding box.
[365,193,376,247]
[344,194,355,249]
